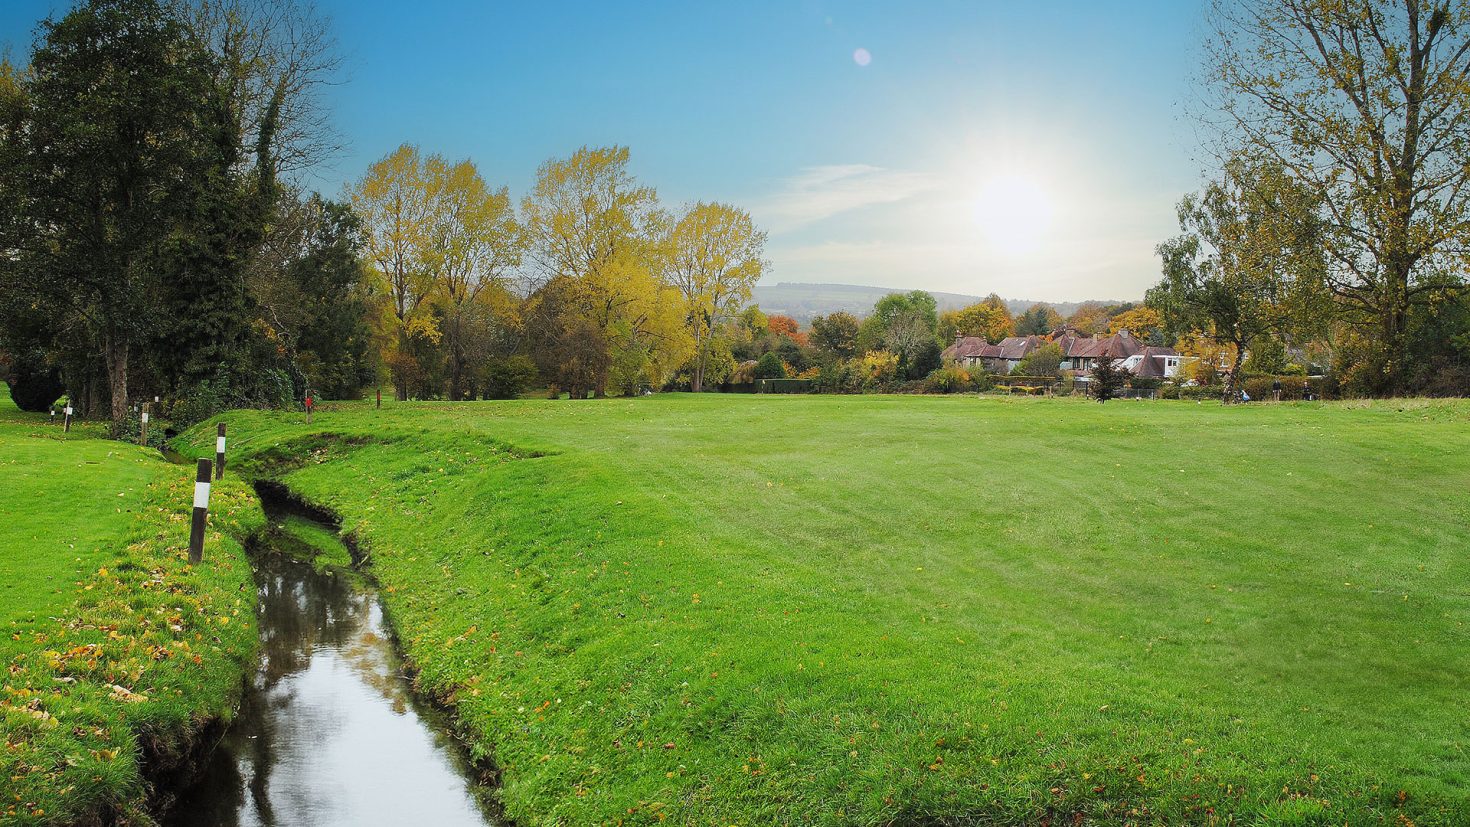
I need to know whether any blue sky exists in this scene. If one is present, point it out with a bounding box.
[2,1,1209,302]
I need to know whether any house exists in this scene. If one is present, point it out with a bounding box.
[943,327,1186,378]
[943,334,1046,373]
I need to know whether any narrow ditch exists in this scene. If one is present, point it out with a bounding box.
[158,471,506,826]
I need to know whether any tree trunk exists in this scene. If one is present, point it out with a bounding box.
[1379,273,1410,397]
[104,336,129,435]
[1222,345,1244,405]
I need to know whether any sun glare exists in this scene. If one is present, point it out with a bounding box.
[973,172,1054,256]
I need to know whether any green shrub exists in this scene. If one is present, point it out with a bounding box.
[1016,343,1063,377]
[759,378,812,394]
[484,355,540,399]
[2,351,65,412]
[753,352,787,381]
[925,366,973,393]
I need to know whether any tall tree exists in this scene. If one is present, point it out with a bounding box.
[175,0,343,177]
[1152,157,1327,403]
[521,146,687,396]
[0,0,225,431]
[422,156,521,399]
[352,144,435,329]
[663,202,766,392]
[1208,0,1470,394]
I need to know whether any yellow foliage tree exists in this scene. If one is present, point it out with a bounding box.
[1108,306,1162,335]
[522,146,691,396]
[662,202,767,391]
[940,297,1013,344]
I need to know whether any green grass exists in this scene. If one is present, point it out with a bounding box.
[176,394,1470,825]
[0,385,261,826]
[270,513,355,571]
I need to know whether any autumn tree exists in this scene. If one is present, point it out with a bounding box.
[1108,306,1165,341]
[421,156,521,399]
[1066,302,1112,334]
[766,315,807,346]
[352,146,434,332]
[521,146,690,396]
[1152,157,1327,403]
[662,202,766,392]
[1207,0,1470,394]
[940,295,1014,343]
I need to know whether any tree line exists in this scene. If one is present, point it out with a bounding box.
[0,0,769,431]
[350,144,766,401]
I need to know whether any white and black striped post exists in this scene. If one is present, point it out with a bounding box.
[215,422,227,480]
[63,404,73,432]
[140,402,151,446]
[188,458,211,564]
[49,407,55,426]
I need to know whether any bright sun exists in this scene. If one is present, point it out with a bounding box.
[973,173,1054,256]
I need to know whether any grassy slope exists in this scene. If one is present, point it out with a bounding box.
[178,395,1470,826]
[0,386,261,826]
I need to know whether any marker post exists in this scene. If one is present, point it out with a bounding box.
[188,459,211,564]
[63,405,72,432]
[140,403,150,446]
[215,422,227,480]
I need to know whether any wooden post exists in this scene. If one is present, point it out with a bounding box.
[140,402,150,446]
[215,422,227,480]
[63,404,72,432]
[49,407,55,426]
[305,393,313,424]
[376,386,381,409]
[188,458,211,564]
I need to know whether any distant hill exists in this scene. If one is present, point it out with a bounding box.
[749,282,1112,322]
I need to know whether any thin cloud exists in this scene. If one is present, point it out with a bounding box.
[753,164,940,233]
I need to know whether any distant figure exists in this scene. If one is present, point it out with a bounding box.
[1272,378,1282,402]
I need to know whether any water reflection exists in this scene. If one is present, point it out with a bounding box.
[167,526,501,827]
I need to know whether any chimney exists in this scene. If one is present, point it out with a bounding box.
[1119,329,1131,339]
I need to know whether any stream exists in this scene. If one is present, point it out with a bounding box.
[163,483,503,827]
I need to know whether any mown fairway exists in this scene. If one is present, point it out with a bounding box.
[0,389,260,826]
[180,395,1470,825]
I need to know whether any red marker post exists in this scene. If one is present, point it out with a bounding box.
[188,458,211,564]
[304,393,314,424]
[215,422,227,479]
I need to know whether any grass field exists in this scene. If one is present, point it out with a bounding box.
[0,387,261,826]
[175,394,1470,825]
